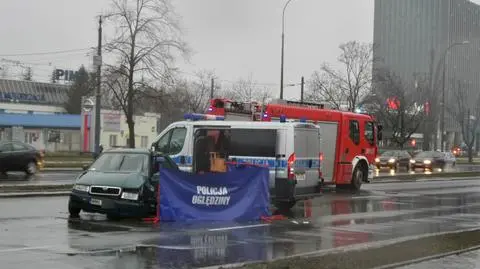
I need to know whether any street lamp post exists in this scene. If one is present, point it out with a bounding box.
[280,0,295,100]
[440,40,469,152]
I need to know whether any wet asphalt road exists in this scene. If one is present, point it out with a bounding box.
[0,164,478,186]
[2,179,480,268]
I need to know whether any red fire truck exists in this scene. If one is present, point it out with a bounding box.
[206,98,382,190]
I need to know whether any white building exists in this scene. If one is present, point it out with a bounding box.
[0,78,160,152]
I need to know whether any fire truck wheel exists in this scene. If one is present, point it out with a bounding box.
[351,166,364,191]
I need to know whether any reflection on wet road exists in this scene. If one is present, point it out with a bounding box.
[2,179,480,268]
[373,163,480,178]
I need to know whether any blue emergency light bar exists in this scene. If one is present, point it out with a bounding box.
[184,113,225,121]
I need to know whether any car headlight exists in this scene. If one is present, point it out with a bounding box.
[73,184,89,192]
[375,158,380,163]
[410,159,415,164]
[121,192,139,200]
[388,158,396,163]
[423,160,431,164]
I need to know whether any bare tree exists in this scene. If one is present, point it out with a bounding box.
[223,75,272,104]
[0,66,9,79]
[104,0,189,148]
[367,70,428,149]
[306,71,345,110]
[306,41,373,111]
[447,80,480,163]
[183,70,219,113]
[23,67,33,81]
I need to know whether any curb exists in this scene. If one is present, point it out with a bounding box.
[372,244,480,269]
[0,191,71,198]
[210,227,480,269]
[41,168,82,172]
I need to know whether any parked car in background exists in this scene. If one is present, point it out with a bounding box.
[0,141,44,175]
[410,151,456,171]
[375,150,412,171]
[68,148,179,220]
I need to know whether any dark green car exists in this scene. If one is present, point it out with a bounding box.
[68,148,179,219]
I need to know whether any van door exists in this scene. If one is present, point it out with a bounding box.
[152,124,190,171]
[317,122,338,183]
[294,127,319,189]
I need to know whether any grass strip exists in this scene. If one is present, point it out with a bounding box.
[0,184,73,193]
[236,229,480,269]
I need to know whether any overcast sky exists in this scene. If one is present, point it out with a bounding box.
[1,0,479,100]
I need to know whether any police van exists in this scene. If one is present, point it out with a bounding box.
[150,113,322,209]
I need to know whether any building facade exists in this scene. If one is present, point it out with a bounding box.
[0,78,160,152]
[373,0,480,150]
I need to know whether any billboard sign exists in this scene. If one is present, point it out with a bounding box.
[103,113,121,132]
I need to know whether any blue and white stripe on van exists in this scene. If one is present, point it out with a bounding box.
[169,155,321,170]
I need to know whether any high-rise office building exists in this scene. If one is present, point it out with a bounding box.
[373,0,480,150]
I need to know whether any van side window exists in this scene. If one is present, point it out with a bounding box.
[364,121,375,145]
[229,129,276,157]
[349,120,360,145]
[169,128,187,154]
[155,132,172,153]
[154,127,187,155]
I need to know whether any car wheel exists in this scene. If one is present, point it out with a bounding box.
[25,161,37,175]
[68,203,81,218]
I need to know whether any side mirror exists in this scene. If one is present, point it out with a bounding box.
[82,164,89,171]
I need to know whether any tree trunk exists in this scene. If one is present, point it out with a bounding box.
[127,92,135,148]
[127,67,135,148]
[468,147,474,163]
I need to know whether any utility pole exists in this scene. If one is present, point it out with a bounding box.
[300,76,304,103]
[210,78,214,99]
[280,0,295,100]
[94,16,102,156]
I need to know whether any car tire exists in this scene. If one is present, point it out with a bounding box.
[25,161,37,175]
[68,203,81,218]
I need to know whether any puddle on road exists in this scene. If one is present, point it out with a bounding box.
[68,218,132,233]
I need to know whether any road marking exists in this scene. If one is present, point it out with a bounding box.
[0,245,58,253]
[207,223,269,232]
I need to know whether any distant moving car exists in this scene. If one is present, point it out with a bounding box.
[68,148,179,219]
[410,151,456,171]
[0,141,44,175]
[375,150,411,171]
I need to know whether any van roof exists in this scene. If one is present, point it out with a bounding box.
[175,120,319,128]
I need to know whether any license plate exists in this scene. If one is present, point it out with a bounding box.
[90,198,102,206]
[296,173,306,181]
